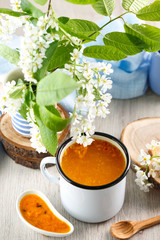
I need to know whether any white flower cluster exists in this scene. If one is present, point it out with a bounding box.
[26,108,47,153]
[135,140,160,192]
[19,14,59,83]
[0,1,26,42]
[65,49,113,147]
[0,15,23,42]
[135,165,153,192]
[0,80,25,116]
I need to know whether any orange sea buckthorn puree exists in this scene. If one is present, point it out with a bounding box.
[20,194,71,233]
[61,139,126,186]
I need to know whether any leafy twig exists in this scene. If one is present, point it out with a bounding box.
[47,0,52,17]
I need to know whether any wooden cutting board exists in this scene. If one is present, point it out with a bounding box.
[0,104,70,169]
[121,117,160,185]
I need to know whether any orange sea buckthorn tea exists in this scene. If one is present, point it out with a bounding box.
[60,139,126,186]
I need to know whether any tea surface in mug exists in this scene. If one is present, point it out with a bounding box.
[60,139,126,186]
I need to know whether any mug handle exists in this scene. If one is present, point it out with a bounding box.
[40,156,59,184]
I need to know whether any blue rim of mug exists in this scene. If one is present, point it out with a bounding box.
[56,132,130,190]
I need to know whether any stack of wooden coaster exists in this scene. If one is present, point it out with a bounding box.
[0,104,70,169]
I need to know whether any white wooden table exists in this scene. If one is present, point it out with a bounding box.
[0,1,160,239]
[0,88,160,240]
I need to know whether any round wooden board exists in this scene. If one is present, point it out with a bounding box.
[121,117,160,186]
[0,104,70,169]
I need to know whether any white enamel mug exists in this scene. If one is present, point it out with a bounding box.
[40,132,130,223]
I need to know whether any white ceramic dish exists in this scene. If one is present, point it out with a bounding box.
[16,189,74,237]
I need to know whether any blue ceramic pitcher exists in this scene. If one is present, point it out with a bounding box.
[149,51,160,95]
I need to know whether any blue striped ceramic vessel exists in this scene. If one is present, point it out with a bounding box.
[11,112,32,138]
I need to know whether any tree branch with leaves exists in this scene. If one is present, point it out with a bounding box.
[0,0,159,155]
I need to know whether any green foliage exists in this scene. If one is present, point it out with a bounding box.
[83,45,127,60]
[59,19,100,40]
[19,103,28,120]
[64,0,97,4]
[34,41,58,81]
[103,32,147,55]
[45,105,61,117]
[33,104,58,155]
[24,86,35,107]
[92,0,115,17]
[36,71,78,106]
[124,23,160,52]
[33,0,48,5]
[0,8,28,17]
[0,44,20,65]
[58,17,70,24]
[39,106,72,132]
[48,44,74,71]
[136,0,160,21]
[9,87,24,99]
[21,0,44,18]
[122,0,148,13]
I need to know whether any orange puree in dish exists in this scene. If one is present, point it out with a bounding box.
[20,194,71,233]
[61,139,126,186]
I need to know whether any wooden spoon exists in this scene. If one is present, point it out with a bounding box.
[111,216,160,239]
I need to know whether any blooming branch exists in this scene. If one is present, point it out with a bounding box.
[135,140,160,192]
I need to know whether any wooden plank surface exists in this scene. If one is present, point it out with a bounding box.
[0,1,160,240]
[0,89,160,240]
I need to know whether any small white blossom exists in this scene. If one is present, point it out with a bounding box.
[146,140,160,150]
[101,62,114,75]
[10,0,21,11]
[83,69,94,80]
[71,126,82,140]
[148,168,157,178]
[70,49,81,63]
[30,123,47,153]
[0,80,25,116]
[135,169,153,192]
[75,95,84,109]
[137,149,151,166]
[76,135,94,147]
[152,159,160,171]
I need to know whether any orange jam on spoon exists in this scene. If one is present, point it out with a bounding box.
[20,194,71,233]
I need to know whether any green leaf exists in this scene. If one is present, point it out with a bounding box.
[136,0,160,21]
[33,41,58,81]
[46,105,61,118]
[21,0,44,18]
[36,71,78,106]
[58,17,70,24]
[83,45,127,61]
[0,8,28,17]
[33,104,58,155]
[64,0,97,4]
[124,23,160,52]
[39,106,72,132]
[19,103,28,120]
[59,19,100,40]
[122,0,148,13]
[17,79,24,85]
[92,0,115,16]
[24,86,35,107]
[103,32,147,55]
[33,0,48,5]
[0,44,20,65]
[47,44,74,71]
[9,87,23,99]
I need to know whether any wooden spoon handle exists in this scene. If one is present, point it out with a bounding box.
[136,216,160,231]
